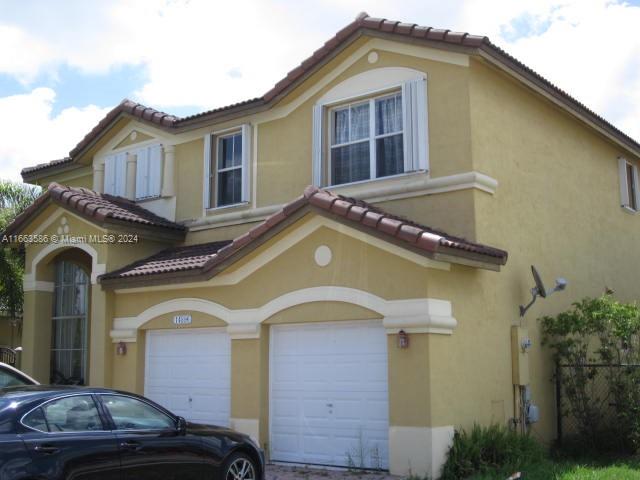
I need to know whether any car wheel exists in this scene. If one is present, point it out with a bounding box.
[224,452,258,480]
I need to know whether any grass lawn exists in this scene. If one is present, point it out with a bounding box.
[468,458,640,480]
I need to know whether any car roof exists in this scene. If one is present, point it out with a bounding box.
[0,385,133,402]
[0,362,39,385]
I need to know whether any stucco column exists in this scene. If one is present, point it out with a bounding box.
[229,324,265,445]
[89,287,114,387]
[93,163,105,193]
[125,153,137,200]
[386,330,454,479]
[21,289,54,382]
[161,144,176,197]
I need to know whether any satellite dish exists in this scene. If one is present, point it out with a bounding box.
[519,265,568,317]
[531,266,547,298]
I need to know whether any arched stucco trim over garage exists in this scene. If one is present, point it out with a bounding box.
[110,286,457,342]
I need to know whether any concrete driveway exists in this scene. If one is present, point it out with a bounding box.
[265,465,400,480]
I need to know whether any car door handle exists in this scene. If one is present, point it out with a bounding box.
[34,445,59,455]
[120,440,143,452]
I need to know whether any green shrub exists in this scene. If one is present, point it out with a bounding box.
[541,293,640,453]
[440,424,544,480]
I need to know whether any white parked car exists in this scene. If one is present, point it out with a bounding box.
[0,362,38,387]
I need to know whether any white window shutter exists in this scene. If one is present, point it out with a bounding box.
[148,145,163,198]
[241,124,251,203]
[633,164,640,210]
[136,147,149,199]
[203,134,212,209]
[114,152,127,197]
[619,157,631,207]
[104,155,116,195]
[402,76,428,172]
[312,104,323,186]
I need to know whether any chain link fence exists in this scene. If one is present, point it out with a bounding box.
[556,363,640,448]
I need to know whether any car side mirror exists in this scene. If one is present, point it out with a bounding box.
[176,416,187,434]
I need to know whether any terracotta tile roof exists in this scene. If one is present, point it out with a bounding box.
[100,186,507,286]
[21,100,180,178]
[100,241,232,280]
[22,12,640,180]
[3,183,186,239]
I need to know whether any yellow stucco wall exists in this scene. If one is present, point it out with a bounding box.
[465,57,640,441]
[16,30,640,461]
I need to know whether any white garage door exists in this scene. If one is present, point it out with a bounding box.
[270,321,389,469]
[145,328,231,426]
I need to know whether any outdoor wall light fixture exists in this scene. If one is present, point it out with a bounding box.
[398,330,409,349]
[519,265,568,318]
[116,342,127,356]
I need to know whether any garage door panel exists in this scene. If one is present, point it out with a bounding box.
[271,321,389,469]
[145,328,230,426]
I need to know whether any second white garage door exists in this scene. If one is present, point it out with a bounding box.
[270,321,389,469]
[145,328,231,426]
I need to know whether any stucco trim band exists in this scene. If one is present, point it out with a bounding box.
[230,418,260,443]
[22,277,55,292]
[185,171,498,231]
[388,425,454,478]
[110,286,457,342]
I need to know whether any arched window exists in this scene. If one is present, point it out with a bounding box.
[51,261,89,385]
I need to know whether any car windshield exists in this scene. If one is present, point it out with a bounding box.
[0,367,30,388]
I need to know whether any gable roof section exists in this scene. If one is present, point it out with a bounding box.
[3,183,186,241]
[22,12,640,181]
[100,185,508,288]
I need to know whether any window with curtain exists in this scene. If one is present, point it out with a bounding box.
[330,91,404,186]
[216,132,243,207]
[51,261,89,385]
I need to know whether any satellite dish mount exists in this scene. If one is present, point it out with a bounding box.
[519,266,567,317]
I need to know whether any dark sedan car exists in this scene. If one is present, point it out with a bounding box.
[0,385,264,480]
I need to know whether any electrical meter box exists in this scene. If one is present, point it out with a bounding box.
[511,326,530,386]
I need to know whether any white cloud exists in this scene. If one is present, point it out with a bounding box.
[460,0,640,140]
[0,88,111,181]
[0,0,639,182]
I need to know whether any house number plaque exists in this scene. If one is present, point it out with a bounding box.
[173,314,192,325]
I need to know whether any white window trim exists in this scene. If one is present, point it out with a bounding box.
[312,73,428,187]
[327,91,404,186]
[204,124,251,211]
[618,156,640,213]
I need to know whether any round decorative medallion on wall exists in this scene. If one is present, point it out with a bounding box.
[367,51,379,64]
[130,131,137,141]
[314,245,332,267]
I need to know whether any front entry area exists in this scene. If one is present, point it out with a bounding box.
[144,328,231,426]
[270,321,389,469]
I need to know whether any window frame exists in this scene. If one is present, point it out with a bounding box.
[327,90,404,187]
[20,393,108,434]
[203,124,251,211]
[215,131,244,208]
[619,157,640,213]
[51,261,90,386]
[96,393,177,433]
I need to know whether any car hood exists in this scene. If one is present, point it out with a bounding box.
[186,421,250,442]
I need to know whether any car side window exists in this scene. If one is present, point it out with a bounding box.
[22,407,48,432]
[0,368,29,388]
[101,395,175,431]
[23,395,103,432]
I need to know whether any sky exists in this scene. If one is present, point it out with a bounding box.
[0,0,639,181]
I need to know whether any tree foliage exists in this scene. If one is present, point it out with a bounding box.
[0,180,41,322]
[541,293,640,453]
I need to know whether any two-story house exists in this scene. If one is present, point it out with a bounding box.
[5,13,640,478]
